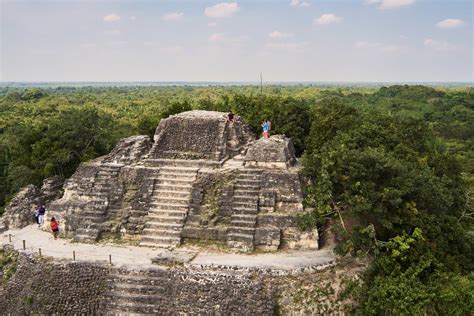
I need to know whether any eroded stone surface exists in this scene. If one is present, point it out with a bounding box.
[244,135,297,168]
[2,110,317,252]
[1,176,64,232]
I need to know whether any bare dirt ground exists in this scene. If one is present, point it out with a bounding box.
[1,225,335,271]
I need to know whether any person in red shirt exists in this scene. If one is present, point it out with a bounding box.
[50,217,59,239]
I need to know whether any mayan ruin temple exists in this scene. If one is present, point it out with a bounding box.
[1,110,318,252]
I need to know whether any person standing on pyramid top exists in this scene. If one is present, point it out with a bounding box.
[262,119,271,138]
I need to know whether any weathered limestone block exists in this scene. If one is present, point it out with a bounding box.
[255,227,281,251]
[283,227,319,250]
[101,135,152,165]
[150,111,254,160]
[261,171,303,204]
[181,226,228,241]
[244,135,297,168]
[257,213,296,228]
[259,189,276,213]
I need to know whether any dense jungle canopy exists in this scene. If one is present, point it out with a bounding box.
[0,84,472,313]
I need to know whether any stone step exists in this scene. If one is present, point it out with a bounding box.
[157,172,196,180]
[146,215,185,224]
[150,202,189,210]
[233,207,258,215]
[233,189,260,194]
[233,201,258,208]
[231,214,257,221]
[238,168,263,174]
[233,196,258,202]
[109,282,167,295]
[234,184,260,191]
[154,178,195,186]
[108,273,167,285]
[237,173,263,180]
[236,179,261,186]
[147,209,187,217]
[230,220,256,228]
[227,232,254,242]
[152,190,190,198]
[144,158,222,169]
[106,301,162,314]
[160,166,199,174]
[151,197,190,205]
[228,226,256,234]
[153,183,193,192]
[143,228,181,237]
[144,222,182,230]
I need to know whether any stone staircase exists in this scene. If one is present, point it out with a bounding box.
[105,268,170,314]
[140,165,198,248]
[72,164,121,241]
[227,168,263,252]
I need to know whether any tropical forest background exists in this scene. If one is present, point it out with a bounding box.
[0,84,472,313]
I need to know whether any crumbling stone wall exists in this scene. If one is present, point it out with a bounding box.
[0,250,109,315]
[0,248,275,315]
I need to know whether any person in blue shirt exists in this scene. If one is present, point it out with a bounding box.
[261,119,270,138]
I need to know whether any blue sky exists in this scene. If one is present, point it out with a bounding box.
[1,0,472,82]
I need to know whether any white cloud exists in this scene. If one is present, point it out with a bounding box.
[103,13,120,22]
[208,33,224,42]
[162,12,184,22]
[205,2,240,18]
[424,38,458,51]
[366,0,415,10]
[208,22,217,27]
[129,16,137,21]
[436,18,464,29]
[104,29,121,36]
[290,0,310,7]
[314,14,343,25]
[269,31,293,39]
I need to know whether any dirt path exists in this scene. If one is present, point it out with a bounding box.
[1,225,335,271]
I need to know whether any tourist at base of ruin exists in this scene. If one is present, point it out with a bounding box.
[37,205,46,227]
[50,217,59,239]
[33,205,39,225]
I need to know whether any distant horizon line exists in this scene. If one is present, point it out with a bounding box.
[1,80,472,86]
